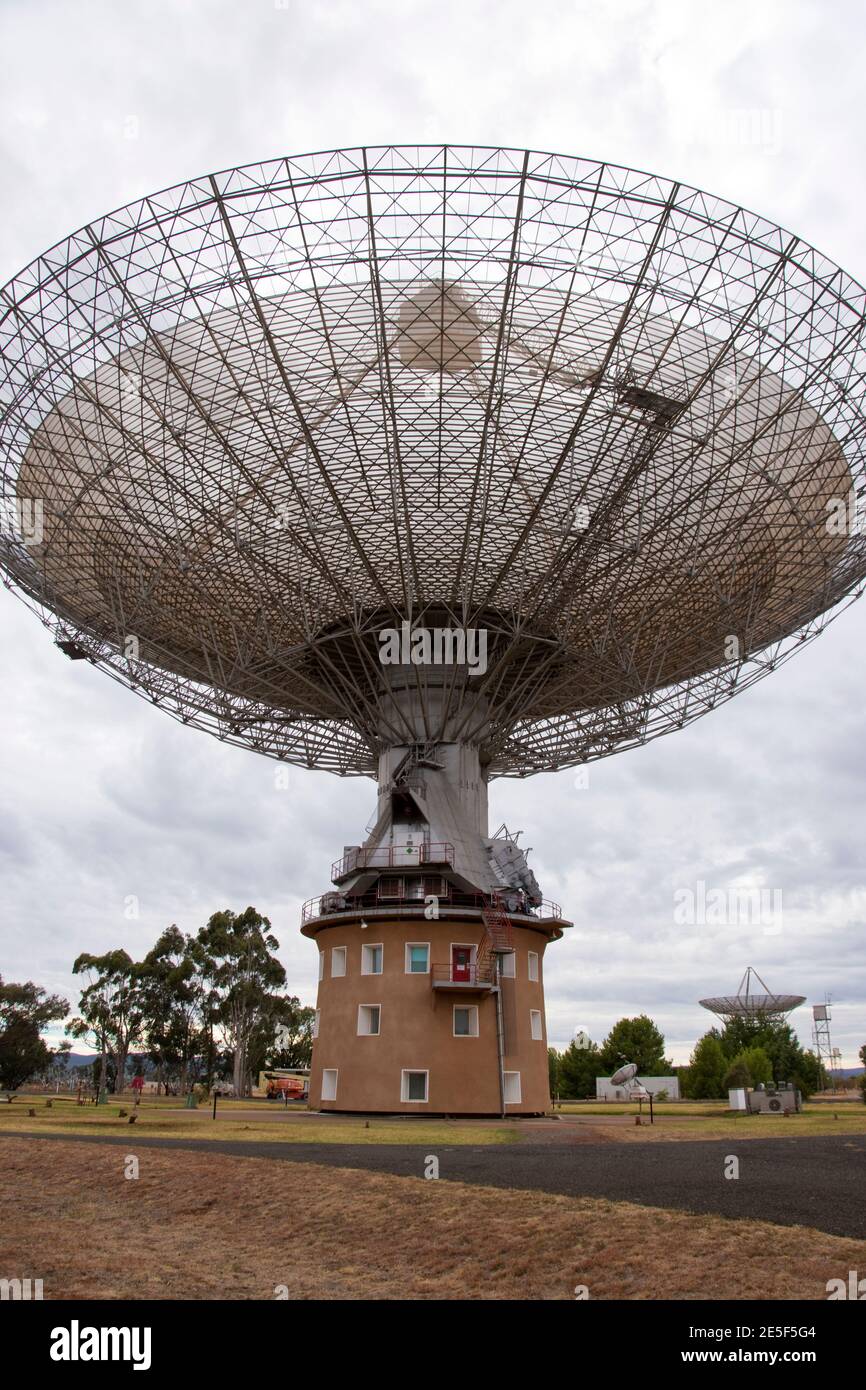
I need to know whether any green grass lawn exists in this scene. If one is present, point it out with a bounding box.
[0,1098,518,1146]
[554,1100,732,1116]
[553,1098,866,1139]
[3,1093,862,1146]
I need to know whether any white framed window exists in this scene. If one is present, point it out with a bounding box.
[401,1069,429,1103]
[528,951,539,982]
[331,946,347,978]
[361,942,383,975]
[453,1005,479,1037]
[499,952,516,979]
[357,1004,381,1036]
[312,1010,320,1039]
[503,1071,522,1105]
[318,951,324,980]
[405,942,430,974]
[321,1069,338,1102]
[530,1009,543,1041]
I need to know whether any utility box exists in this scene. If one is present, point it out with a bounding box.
[746,1084,801,1114]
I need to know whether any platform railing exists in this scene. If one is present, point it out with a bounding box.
[301,889,563,926]
[331,841,455,881]
[430,963,497,988]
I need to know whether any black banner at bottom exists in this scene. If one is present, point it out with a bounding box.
[3,1296,861,1374]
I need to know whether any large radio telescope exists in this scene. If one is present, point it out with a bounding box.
[2,144,866,780]
[700,967,806,1025]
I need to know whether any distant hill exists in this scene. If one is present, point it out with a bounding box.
[58,1054,860,1075]
[58,1052,154,1073]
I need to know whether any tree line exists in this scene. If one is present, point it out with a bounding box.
[0,907,315,1096]
[3,959,865,1103]
[548,1013,854,1101]
[548,1014,673,1100]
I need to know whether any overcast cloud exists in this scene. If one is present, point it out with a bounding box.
[1,0,864,1064]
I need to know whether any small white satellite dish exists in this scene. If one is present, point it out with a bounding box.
[610,1062,638,1086]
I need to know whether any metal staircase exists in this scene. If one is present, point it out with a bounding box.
[477,892,515,982]
[482,891,515,951]
[389,741,444,792]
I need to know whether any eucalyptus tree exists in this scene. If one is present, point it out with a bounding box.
[69,951,147,1095]
[195,908,287,1097]
[0,976,69,1090]
[141,926,205,1093]
[247,995,316,1079]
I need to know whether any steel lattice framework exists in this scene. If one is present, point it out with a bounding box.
[2,144,866,777]
[700,967,806,1024]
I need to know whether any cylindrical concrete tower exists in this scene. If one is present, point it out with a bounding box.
[304,901,567,1115]
[302,691,571,1113]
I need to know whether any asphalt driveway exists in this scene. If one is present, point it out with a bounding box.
[2,1129,864,1239]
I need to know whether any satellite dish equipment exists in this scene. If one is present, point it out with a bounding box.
[610,1062,638,1086]
[610,1062,655,1125]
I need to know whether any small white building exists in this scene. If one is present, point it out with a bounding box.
[596,1075,680,1101]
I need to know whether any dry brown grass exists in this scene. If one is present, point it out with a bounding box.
[0,1137,862,1300]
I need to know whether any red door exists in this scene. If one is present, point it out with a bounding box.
[452,946,472,983]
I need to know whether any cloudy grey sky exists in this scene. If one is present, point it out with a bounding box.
[1,0,864,1065]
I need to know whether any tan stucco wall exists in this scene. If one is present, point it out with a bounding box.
[307,915,556,1114]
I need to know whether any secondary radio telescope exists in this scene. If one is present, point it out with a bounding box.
[699,967,807,1025]
[2,146,864,1113]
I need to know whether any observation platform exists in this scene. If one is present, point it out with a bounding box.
[332,841,454,882]
[299,888,569,938]
[430,964,497,992]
